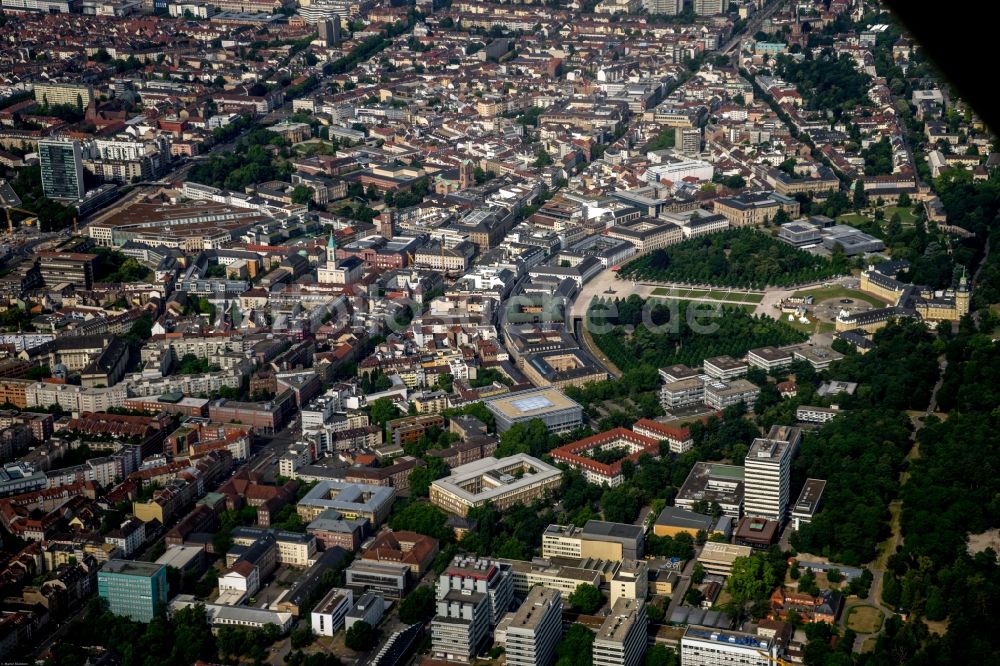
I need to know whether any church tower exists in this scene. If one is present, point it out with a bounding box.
[459,159,475,190]
[326,229,337,267]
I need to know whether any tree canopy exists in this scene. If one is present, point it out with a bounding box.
[618,228,846,288]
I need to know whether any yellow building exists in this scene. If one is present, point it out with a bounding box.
[652,506,717,539]
[34,83,95,108]
[847,266,971,332]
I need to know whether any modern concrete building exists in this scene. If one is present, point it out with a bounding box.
[609,560,648,607]
[743,437,794,523]
[681,625,776,666]
[642,0,680,14]
[795,405,840,424]
[593,598,647,666]
[501,559,603,597]
[652,506,717,539]
[429,455,561,517]
[431,556,514,663]
[38,138,85,201]
[542,521,645,561]
[746,347,795,373]
[34,82,95,107]
[310,587,353,636]
[675,463,745,518]
[790,479,826,530]
[697,542,753,576]
[702,356,748,381]
[484,387,583,434]
[345,591,385,630]
[97,559,168,623]
[703,379,760,410]
[344,560,410,599]
[659,377,706,410]
[505,588,562,666]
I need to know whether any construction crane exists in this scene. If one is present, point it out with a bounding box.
[3,206,39,235]
[0,179,37,235]
[756,649,794,666]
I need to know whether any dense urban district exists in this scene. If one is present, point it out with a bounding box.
[0,0,998,664]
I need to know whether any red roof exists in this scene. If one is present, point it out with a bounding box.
[550,428,660,478]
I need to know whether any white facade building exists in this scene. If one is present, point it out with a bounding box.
[743,437,793,523]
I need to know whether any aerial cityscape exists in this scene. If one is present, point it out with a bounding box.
[0,0,996,664]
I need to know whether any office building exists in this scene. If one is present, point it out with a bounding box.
[38,138,85,201]
[795,405,840,424]
[632,419,694,454]
[697,542,752,576]
[542,521,645,561]
[36,251,97,290]
[743,436,793,523]
[659,377,705,410]
[432,556,514,663]
[679,127,702,156]
[704,379,759,410]
[675,462,745,518]
[310,588,353,636]
[296,480,395,524]
[746,347,795,373]
[345,591,385,630]
[430,455,561,517]
[681,625,776,666]
[734,517,780,550]
[550,429,661,487]
[593,598,647,666]
[505,588,562,666]
[790,479,826,530]
[610,561,648,607]
[501,559,602,597]
[344,560,410,599]
[702,356,748,380]
[652,506,717,539]
[97,560,168,623]
[318,17,340,46]
[484,387,583,434]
